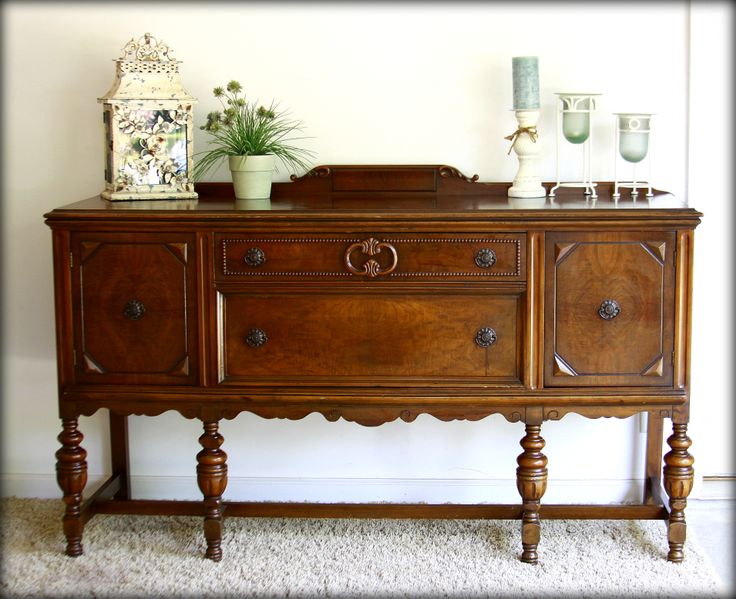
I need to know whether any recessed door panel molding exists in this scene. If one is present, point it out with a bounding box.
[71,233,198,385]
[545,232,676,387]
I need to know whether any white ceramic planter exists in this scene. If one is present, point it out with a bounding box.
[228,154,276,199]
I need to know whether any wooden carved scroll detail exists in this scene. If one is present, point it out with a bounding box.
[438,165,479,183]
[505,411,524,423]
[290,166,331,181]
[545,406,665,421]
[344,238,398,278]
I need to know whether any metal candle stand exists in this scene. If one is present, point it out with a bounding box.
[549,93,600,199]
[612,113,654,200]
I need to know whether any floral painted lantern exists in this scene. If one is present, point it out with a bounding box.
[98,33,197,201]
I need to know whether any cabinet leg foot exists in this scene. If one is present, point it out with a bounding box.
[56,417,88,557]
[516,423,547,564]
[197,420,228,561]
[663,422,694,563]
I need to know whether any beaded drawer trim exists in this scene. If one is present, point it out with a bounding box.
[221,237,522,277]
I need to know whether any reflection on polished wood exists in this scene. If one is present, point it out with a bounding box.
[45,165,701,563]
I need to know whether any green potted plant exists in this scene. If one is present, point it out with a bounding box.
[192,80,315,199]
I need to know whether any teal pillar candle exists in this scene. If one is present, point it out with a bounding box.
[512,56,539,110]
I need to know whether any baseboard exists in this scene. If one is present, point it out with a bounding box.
[1,474,646,504]
[699,476,736,500]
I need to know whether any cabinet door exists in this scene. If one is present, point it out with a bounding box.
[71,233,198,385]
[544,232,675,387]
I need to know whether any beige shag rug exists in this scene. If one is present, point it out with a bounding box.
[0,497,726,598]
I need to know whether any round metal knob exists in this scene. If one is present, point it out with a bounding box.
[598,299,621,320]
[122,299,145,320]
[244,247,266,267]
[475,327,497,348]
[245,328,268,348]
[474,248,497,269]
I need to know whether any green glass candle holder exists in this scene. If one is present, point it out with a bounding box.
[549,93,601,199]
[613,113,654,199]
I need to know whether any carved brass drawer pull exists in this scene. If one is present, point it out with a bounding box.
[475,327,497,348]
[245,328,268,348]
[598,299,621,320]
[474,248,497,269]
[344,238,398,278]
[244,247,266,267]
[122,299,146,320]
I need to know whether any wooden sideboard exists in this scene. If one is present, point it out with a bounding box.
[45,165,701,564]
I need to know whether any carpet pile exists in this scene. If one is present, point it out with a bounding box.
[0,497,725,597]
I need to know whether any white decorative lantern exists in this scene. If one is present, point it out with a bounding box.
[98,33,198,201]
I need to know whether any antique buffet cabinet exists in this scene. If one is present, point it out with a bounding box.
[45,165,701,563]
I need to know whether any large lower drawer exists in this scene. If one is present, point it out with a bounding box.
[218,290,522,384]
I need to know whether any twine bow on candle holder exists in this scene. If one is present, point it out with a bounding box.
[504,126,538,155]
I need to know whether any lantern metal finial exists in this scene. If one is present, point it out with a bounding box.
[119,32,175,62]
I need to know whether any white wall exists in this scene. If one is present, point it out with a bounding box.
[1,1,731,502]
[688,1,734,495]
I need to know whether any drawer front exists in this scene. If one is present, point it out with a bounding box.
[216,233,525,282]
[71,233,198,385]
[219,291,522,384]
[544,232,675,387]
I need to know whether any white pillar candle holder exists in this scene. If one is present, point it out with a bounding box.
[612,113,654,200]
[507,110,546,198]
[549,93,600,199]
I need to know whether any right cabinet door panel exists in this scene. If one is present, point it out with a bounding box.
[544,232,675,387]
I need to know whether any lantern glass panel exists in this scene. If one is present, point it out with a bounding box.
[115,108,189,187]
[103,108,113,184]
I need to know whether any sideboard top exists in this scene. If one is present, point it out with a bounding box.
[45,165,701,226]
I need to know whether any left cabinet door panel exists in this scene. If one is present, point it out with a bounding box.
[71,233,198,385]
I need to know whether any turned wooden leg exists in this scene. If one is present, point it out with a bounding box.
[197,420,228,561]
[55,417,88,557]
[663,422,695,562]
[516,423,548,564]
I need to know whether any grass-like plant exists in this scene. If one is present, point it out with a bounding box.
[192,80,314,181]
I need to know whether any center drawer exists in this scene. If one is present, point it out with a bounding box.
[218,290,522,384]
[216,233,525,282]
